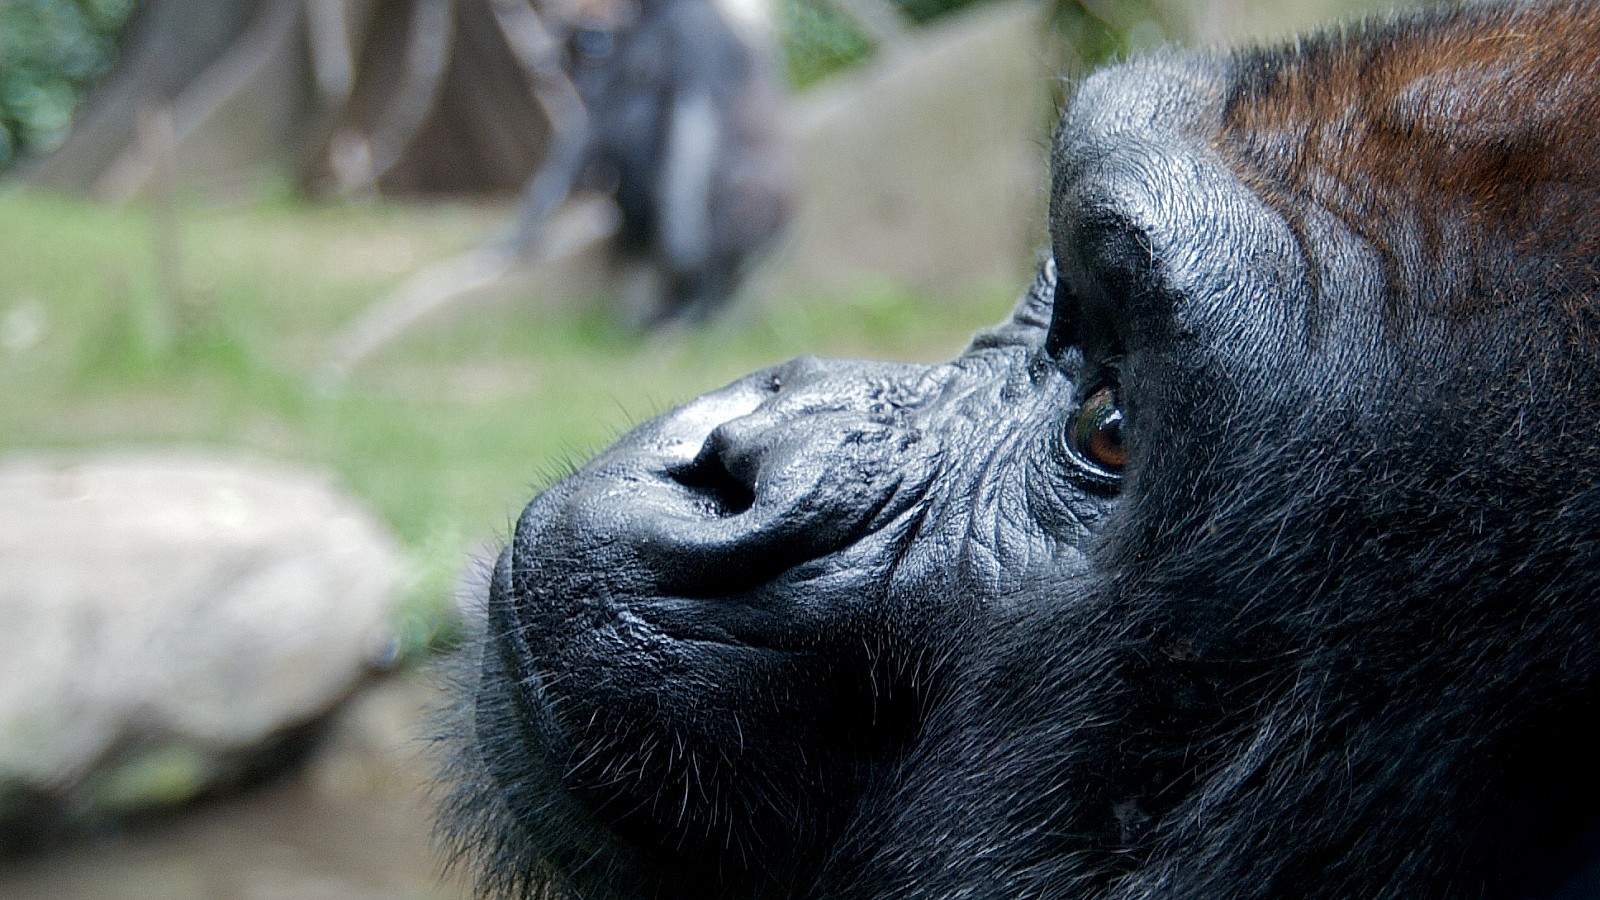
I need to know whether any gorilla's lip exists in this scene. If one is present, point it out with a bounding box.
[633,469,914,598]
[625,597,827,651]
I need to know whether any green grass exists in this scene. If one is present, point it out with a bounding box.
[0,190,1017,656]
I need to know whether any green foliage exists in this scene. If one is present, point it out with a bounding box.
[782,0,875,88]
[0,0,135,167]
[1053,0,1170,68]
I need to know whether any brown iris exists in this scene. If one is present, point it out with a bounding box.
[1069,386,1126,473]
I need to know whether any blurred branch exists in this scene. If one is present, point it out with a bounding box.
[337,0,455,194]
[488,0,592,256]
[322,194,621,380]
[141,104,180,354]
[305,0,356,103]
[94,0,300,202]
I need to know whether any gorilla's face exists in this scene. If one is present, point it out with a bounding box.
[477,260,1115,885]
[446,5,1600,899]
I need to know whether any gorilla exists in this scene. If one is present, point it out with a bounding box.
[508,0,792,328]
[439,2,1600,897]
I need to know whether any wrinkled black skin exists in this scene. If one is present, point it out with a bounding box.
[442,8,1600,900]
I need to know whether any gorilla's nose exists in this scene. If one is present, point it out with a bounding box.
[670,429,757,517]
[620,357,937,593]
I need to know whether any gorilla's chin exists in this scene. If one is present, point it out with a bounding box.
[475,535,873,900]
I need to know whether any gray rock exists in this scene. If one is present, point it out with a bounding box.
[0,452,404,836]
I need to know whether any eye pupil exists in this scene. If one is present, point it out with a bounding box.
[1070,386,1126,474]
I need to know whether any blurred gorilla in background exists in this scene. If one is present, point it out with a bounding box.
[513,0,792,327]
[441,2,1600,897]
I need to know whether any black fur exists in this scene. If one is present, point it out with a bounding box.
[441,3,1600,897]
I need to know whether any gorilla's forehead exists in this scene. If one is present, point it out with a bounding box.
[1049,53,1318,370]
[1050,1,1600,375]
[1059,53,1228,147]
[1051,52,1224,214]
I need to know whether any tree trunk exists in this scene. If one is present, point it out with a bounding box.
[23,0,551,200]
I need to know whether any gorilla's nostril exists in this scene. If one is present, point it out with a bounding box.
[670,447,755,517]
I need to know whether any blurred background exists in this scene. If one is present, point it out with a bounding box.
[0,0,1412,896]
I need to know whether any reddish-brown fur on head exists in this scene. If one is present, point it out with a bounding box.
[1219,2,1600,324]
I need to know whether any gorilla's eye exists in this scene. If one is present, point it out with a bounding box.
[1069,386,1126,475]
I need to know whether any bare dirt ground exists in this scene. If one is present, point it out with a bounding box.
[0,674,472,900]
